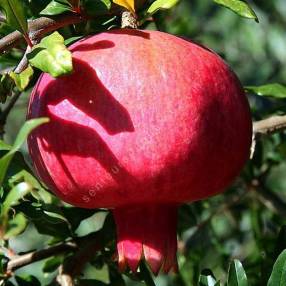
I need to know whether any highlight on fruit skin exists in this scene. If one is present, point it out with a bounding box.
[27,29,253,275]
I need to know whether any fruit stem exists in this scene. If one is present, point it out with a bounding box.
[121,10,138,29]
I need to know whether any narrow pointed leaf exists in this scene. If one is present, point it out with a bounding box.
[0,118,49,185]
[245,84,286,99]
[199,270,217,286]
[267,249,286,286]
[139,262,156,286]
[147,0,179,15]
[213,0,258,22]
[0,0,28,33]
[199,275,217,286]
[227,260,248,286]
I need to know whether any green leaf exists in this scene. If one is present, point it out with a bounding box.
[43,256,63,273]
[9,170,53,204]
[62,207,98,231]
[139,262,156,286]
[0,73,14,103]
[9,65,34,91]
[15,275,41,286]
[245,83,286,99]
[40,0,73,16]
[82,0,111,16]
[65,36,84,46]
[147,0,180,15]
[4,212,27,239]
[199,270,217,286]
[267,249,286,286]
[0,141,12,151]
[199,276,217,286]
[0,254,7,275]
[28,32,73,78]
[43,210,69,223]
[227,260,248,286]
[32,215,71,238]
[0,0,28,34]
[213,0,258,22]
[16,202,72,238]
[0,118,49,186]
[2,182,32,215]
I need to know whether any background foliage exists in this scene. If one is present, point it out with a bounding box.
[1,0,286,285]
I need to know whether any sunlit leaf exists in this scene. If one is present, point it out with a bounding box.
[245,83,286,99]
[147,0,179,15]
[213,0,258,22]
[28,32,73,78]
[9,65,34,91]
[4,212,27,239]
[9,170,53,204]
[199,270,218,286]
[2,182,32,215]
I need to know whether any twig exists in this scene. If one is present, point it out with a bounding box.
[255,186,286,217]
[184,188,248,250]
[253,115,286,135]
[14,46,32,74]
[6,223,110,278]
[0,14,86,54]
[68,235,102,277]
[6,241,78,272]
[251,115,286,158]
[56,265,75,286]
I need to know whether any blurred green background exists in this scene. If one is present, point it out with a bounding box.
[1,0,286,285]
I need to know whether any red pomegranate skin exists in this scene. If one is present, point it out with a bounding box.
[27,29,252,274]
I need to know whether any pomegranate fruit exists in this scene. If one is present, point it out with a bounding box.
[27,29,252,274]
